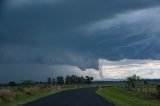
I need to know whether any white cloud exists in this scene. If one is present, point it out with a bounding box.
[99,59,160,79]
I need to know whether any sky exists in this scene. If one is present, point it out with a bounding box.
[0,0,160,83]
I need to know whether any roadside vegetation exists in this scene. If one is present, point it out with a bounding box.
[0,86,68,106]
[0,75,94,106]
[97,74,160,106]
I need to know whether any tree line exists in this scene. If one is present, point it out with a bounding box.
[47,75,93,85]
[8,75,94,87]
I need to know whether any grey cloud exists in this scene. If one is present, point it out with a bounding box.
[0,63,100,83]
[85,6,160,60]
[1,0,160,70]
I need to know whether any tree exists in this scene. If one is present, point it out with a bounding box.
[85,76,94,85]
[52,78,56,85]
[65,75,71,85]
[57,76,64,85]
[70,75,77,84]
[126,74,140,91]
[79,76,85,84]
[77,76,84,84]
[65,75,93,85]
[8,81,16,87]
[47,77,52,85]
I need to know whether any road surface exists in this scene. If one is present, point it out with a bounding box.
[25,88,114,106]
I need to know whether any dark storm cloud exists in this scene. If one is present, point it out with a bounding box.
[1,0,160,69]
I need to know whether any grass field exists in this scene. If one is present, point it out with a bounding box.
[96,86,160,106]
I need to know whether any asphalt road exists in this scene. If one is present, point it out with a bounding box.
[25,88,114,106]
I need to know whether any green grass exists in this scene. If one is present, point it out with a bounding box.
[0,88,70,106]
[96,87,160,106]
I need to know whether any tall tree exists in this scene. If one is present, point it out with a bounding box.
[65,75,71,85]
[57,76,64,85]
[85,76,94,85]
[52,78,56,85]
[47,77,52,85]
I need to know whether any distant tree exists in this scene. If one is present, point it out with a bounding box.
[126,74,140,91]
[65,75,93,85]
[77,76,83,84]
[65,75,71,85]
[85,76,94,85]
[47,77,52,85]
[57,76,64,85]
[70,75,77,84]
[79,76,85,84]
[52,78,56,85]
[8,81,16,87]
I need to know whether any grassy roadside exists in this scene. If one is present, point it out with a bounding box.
[96,87,160,106]
[0,87,72,106]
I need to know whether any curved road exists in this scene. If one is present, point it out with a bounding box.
[25,88,114,106]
